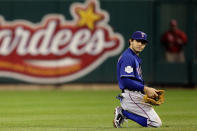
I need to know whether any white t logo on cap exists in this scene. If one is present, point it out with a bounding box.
[141,32,145,38]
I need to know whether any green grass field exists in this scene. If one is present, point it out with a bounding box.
[0,87,196,131]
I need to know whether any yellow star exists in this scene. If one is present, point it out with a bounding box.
[76,2,103,30]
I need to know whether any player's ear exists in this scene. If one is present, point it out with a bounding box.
[128,39,132,45]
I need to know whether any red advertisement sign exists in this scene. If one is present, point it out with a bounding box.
[0,0,124,83]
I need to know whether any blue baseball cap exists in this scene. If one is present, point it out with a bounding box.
[131,31,148,43]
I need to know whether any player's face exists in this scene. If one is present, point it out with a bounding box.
[129,39,147,54]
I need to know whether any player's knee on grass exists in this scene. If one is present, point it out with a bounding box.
[148,118,162,128]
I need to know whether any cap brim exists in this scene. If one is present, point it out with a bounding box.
[135,38,148,43]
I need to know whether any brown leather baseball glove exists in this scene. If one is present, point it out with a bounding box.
[143,90,165,106]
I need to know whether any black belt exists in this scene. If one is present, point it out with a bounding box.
[122,88,134,93]
[122,89,144,94]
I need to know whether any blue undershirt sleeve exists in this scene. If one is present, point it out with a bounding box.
[121,77,144,92]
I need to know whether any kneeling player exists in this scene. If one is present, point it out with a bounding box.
[113,31,162,128]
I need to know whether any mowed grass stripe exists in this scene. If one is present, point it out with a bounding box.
[0,89,196,130]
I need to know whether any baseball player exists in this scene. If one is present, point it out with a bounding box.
[113,31,162,128]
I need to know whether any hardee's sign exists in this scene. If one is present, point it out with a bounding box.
[0,0,124,83]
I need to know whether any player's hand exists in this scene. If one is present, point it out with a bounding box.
[177,38,183,45]
[144,86,158,98]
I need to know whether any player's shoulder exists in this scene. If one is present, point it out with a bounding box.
[123,48,135,57]
[119,48,135,61]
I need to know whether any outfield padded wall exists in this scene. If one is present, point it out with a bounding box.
[0,0,196,85]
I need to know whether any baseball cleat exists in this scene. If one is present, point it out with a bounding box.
[113,106,125,128]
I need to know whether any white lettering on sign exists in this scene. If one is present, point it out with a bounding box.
[0,0,124,84]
